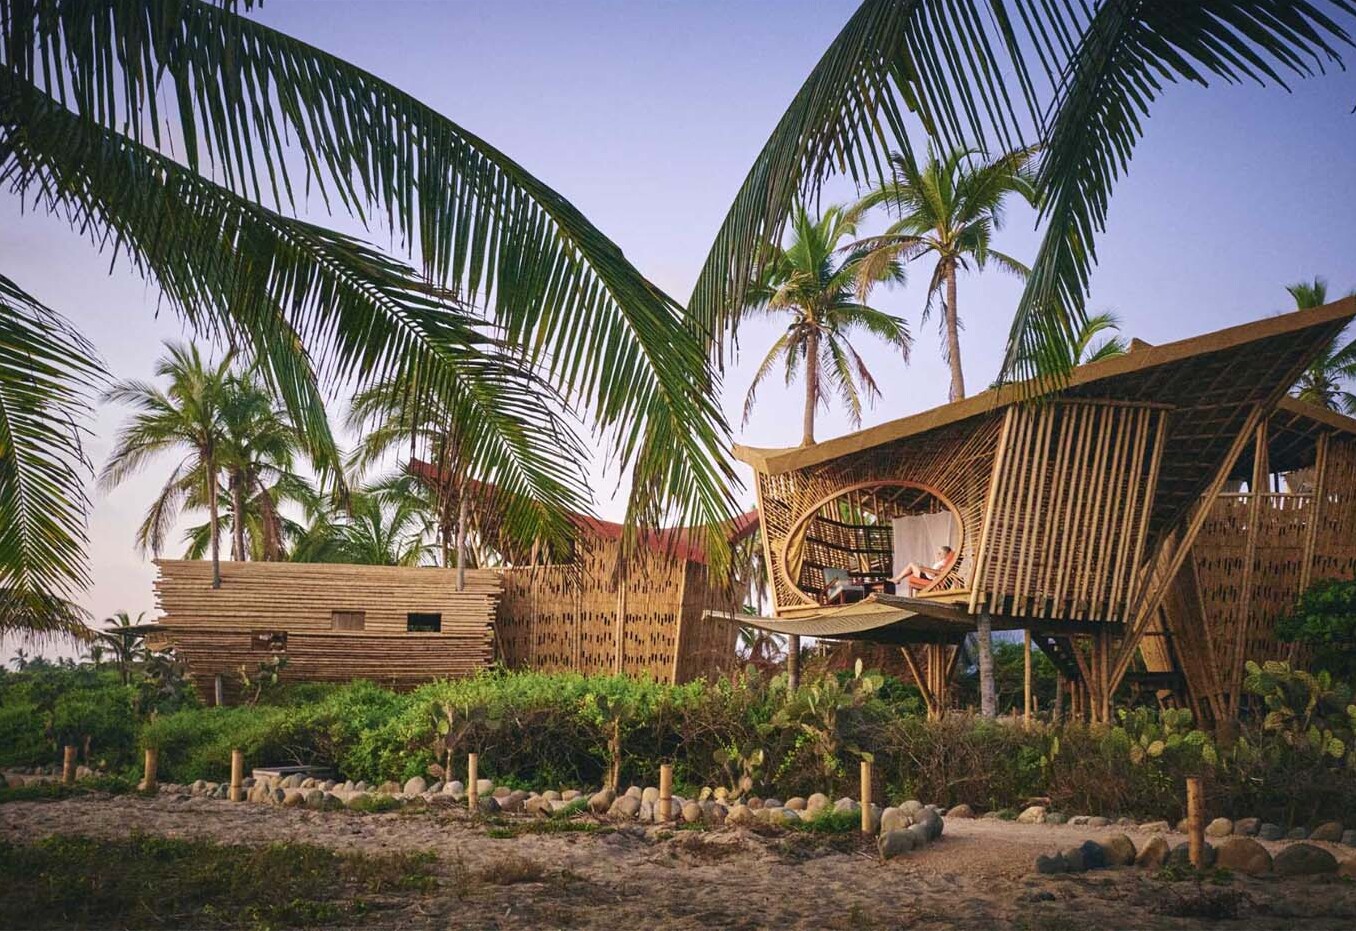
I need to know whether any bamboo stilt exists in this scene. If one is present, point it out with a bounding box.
[658,764,673,822]
[230,749,244,802]
[1023,629,1033,726]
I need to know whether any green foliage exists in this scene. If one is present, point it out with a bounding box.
[1243,660,1355,766]
[1275,580,1356,680]
[344,794,402,814]
[0,701,48,767]
[771,661,886,788]
[787,808,860,835]
[0,833,436,929]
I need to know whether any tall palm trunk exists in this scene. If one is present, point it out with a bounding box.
[802,324,821,446]
[255,481,284,560]
[944,261,965,402]
[206,461,221,588]
[977,612,996,717]
[229,473,247,561]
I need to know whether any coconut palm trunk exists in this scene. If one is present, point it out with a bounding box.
[802,326,821,446]
[206,464,222,588]
[944,263,965,402]
[456,491,468,592]
[977,613,996,717]
[229,474,247,561]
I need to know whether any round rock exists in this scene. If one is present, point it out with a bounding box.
[1215,837,1272,875]
[1274,843,1338,876]
[1135,836,1170,869]
[1310,821,1344,843]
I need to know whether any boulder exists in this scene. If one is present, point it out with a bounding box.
[1035,852,1068,874]
[1017,805,1047,825]
[1167,841,1216,869]
[915,808,943,841]
[1204,817,1233,838]
[900,799,925,815]
[1099,834,1137,867]
[1046,812,1068,825]
[1274,843,1339,876]
[865,803,882,835]
[747,797,763,810]
[402,776,427,796]
[270,787,286,805]
[1310,821,1344,843]
[1140,820,1171,833]
[704,802,728,825]
[608,795,642,820]
[524,796,553,817]
[1341,830,1356,848]
[490,785,511,799]
[624,785,642,800]
[1061,846,1089,873]
[947,803,975,819]
[1259,823,1284,841]
[1136,836,1170,869]
[561,789,581,801]
[588,788,616,814]
[304,789,326,809]
[805,793,830,816]
[880,807,913,835]
[1232,817,1261,837]
[1286,827,1309,840]
[641,786,659,804]
[1341,858,1356,879]
[1069,816,1090,826]
[498,792,526,814]
[475,796,500,815]
[681,801,702,824]
[377,781,401,795]
[726,804,755,826]
[282,789,306,808]
[833,797,860,814]
[763,797,784,809]
[904,823,931,849]
[785,797,807,811]
[541,789,561,801]
[475,778,494,797]
[354,780,369,792]
[878,830,916,859]
[1215,837,1272,875]
[1079,840,1108,870]
[1086,816,1110,828]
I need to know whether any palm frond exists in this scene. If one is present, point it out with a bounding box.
[0,273,101,639]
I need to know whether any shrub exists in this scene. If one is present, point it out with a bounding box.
[0,702,49,767]
[1275,579,1356,679]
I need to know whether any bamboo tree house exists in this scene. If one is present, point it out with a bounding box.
[731,299,1356,721]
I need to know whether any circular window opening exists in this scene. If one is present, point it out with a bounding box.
[784,482,962,605]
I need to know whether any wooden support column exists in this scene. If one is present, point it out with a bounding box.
[659,763,673,822]
[62,745,77,784]
[1227,423,1269,713]
[1187,777,1205,869]
[142,748,158,793]
[467,752,479,812]
[899,646,937,719]
[230,749,244,802]
[214,674,225,707]
[977,613,996,718]
[1023,629,1033,726]
[786,635,801,691]
[859,759,873,834]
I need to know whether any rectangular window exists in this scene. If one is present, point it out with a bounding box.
[251,631,288,651]
[331,610,366,631]
[406,612,442,633]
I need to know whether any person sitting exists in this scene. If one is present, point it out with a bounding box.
[892,545,954,594]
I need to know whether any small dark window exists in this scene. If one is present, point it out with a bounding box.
[407,612,442,633]
[331,610,366,630]
[251,630,288,651]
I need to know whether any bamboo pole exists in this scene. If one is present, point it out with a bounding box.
[143,748,158,793]
[230,749,245,802]
[1023,629,1033,726]
[1186,777,1205,869]
[658,764,673,822]
[787,635,801,691]
[214,674,225,707]
[860,759,873,834]
[467,753,479,812]
[62,745,77,784]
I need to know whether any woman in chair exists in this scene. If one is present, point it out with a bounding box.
[892,545,953,594]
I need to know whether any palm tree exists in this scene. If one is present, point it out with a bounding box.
[294,486,435,568]
[1288,278,1356,414]
[0,1,736,639]
[101,343,232,588]
[217,377,308,562]
[849,145,1035,401]
[95,610,147,686]
[690,0,1356,392]
[742,203,910,446]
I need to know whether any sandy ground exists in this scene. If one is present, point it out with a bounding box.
[6,794,1356,930]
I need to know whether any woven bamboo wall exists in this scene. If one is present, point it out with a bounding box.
[152,560,499,701]
[973,401,1167,622]
[756,414,1004,613]
[496,535,738,683]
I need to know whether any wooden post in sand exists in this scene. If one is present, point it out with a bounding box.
[1186,777,1205,869]
[859,759,873,834]
[230,749,245,802]
[62,745,77,784]
[658,764,673,822]
[467,752,479,811]
[143,748,158,792]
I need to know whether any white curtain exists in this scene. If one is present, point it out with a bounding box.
[891,512,957,579]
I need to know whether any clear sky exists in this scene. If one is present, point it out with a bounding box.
[3,0,1355,656]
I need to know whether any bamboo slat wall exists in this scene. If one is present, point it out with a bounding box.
[972,400,1168,622]
[496,534,739,683]
[152,560,499,701]
[756,414,1004,614]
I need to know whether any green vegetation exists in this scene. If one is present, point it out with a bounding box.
[5,663,1356,826]
[1276,579,1356,680]
[0,834,437,929]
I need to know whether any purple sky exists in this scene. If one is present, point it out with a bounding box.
[3,1,1355,654]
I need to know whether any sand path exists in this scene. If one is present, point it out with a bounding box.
[6,794,1356,929]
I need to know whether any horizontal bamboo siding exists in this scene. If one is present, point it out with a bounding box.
[152,560,498,701]
[973,401,1167,622]
[496,536,739,683]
